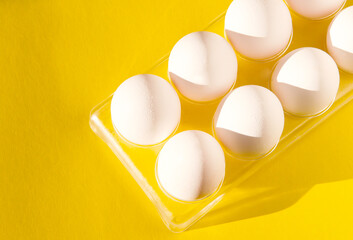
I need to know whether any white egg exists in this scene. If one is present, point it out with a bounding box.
[214,85,284,159]
[327,6,353,74]
[168,31,237,102]
[225,0,292,60]
[156,130,225,202]
[285,0,346,20]
[271,47,340,117]
[111,74,181,145]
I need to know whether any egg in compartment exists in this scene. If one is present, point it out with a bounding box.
[271,47,340,117]
[156,130,225,202]
[111,74,181,146]
[224,0,293,60]
[168,31,238,102]
[213,85,285,159]
[327,6,353,74]
[285,0,346,20]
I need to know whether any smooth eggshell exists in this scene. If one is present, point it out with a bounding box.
[214,85,284,159]
[271,47,340,117]
[286,0,346,20]
[168,31,237,102]
[111,74,181,145]
[327,6,353,74]
[225,0,292,60]
[156,130,225,202]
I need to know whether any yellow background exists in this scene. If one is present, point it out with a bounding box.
[1,0,353,239]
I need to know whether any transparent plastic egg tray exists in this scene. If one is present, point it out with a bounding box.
[90,1,353,232]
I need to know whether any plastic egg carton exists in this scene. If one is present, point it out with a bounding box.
[90,1,353,232]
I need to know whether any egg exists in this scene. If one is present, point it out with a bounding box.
[271,47,340,117]
[225,0,293,60]
[168,31,237,102]
[285,0,346,20]
[214,85,284,159]
[156,130,225,202]
[111,74,181,145]
[225,0,292,60]
[327,6,353,74]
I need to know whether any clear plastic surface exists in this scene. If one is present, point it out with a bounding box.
[89,2,353,232]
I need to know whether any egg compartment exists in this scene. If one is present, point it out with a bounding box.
[284,0,347,21]
[89,1,353,233]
